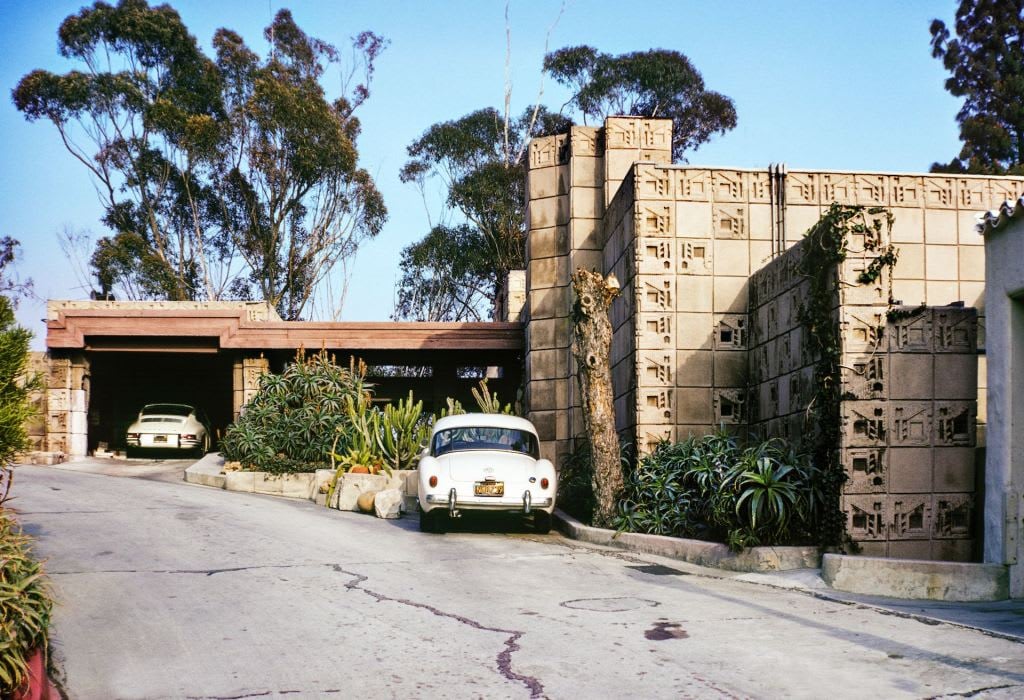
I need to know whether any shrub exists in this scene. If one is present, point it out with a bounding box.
[220,350,373,473]
[0,508,53,693]
[614,432,822,551]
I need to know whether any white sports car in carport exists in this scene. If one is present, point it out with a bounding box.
[126,403,210,457]
[417,413,557,533]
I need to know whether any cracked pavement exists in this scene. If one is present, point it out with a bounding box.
[11,463,1024,699]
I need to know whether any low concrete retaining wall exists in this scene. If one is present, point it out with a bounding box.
[186,455,418,509]
[554,509,820,573]
[822,553,1009,602]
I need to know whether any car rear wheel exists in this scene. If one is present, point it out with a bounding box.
[194,434,210,459]
[419,506,446,534]
[533,511,552,534]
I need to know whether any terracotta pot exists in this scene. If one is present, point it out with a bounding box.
[12,646,56,700]
[348,465,370,474]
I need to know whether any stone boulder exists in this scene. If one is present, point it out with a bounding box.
[373,488,405,519]
[332,473,388,511]
[357,490,378,513]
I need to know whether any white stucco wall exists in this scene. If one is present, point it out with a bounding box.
[982,199,1024,598]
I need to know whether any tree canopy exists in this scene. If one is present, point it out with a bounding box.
[395,106,570,321]
[394,43,736,321]
[545,45,737,161]
[930,0,1024,174]
[13,0,386,318]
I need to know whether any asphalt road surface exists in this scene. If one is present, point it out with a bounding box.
[10,462,1024,699]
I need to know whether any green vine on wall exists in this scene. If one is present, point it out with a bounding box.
[796,203,897,549]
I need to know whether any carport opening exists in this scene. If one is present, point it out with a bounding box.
[87,352,234,452]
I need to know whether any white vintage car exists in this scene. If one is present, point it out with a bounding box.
[418,413,557,533]
[125,403,210,458]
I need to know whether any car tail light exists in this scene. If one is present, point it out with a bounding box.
[127,433,139,439]
[429,475,438,488]
[182,434,197,440]
[540,477,549,489]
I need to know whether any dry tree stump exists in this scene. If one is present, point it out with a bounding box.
[570,268,623,528]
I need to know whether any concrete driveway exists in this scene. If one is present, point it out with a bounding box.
[10,464,1024,699]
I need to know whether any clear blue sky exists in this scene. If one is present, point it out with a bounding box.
[0,0,962,348]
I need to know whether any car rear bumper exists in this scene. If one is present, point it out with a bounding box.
[422,490,554,513]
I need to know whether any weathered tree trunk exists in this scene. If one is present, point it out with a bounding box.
[570,268,623,528]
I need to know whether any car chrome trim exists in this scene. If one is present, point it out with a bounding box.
[523,490,531,514]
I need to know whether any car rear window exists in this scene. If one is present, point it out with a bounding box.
[432,427,539,459]
[141,404,193,416]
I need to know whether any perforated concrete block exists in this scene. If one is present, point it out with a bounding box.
[889,401,932,447]
[714,351,747,388]
[933,307,977,353]
[638,238,675,275]
[679,240,713,275]
[842,448,887,494]
[932,493,975,539]
[638,388,674,424]
[640,351,675,388]
[887,447,934,493]
[933,447,976,492]
[676,313,713,350]
[840,307,887,354]
[713,388,745,424]
[713,276,748,314]
[47,389,70,412]
[714,314,748,351]
[888,354,934,400]
[712,205,747,240]
[675,350,712,388]
[639,425,676,452]
[843,355,887,400]
[888,494,932,540]
[638,313,674,349]
[528,226,569,259]
[635,164,674,200]
[675,201,712,237]
[640,276,675,312]
[841,402,887,447]
[675,169,711,201]
[934,401,976,447]
[671,276,712,311]
[528,194,569,230]
[843,495,888,541]
[933,354,977,400]
[46,411,67,433]
[48,360,71,390]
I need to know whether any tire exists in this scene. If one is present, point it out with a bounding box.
[419,507,446,534]
[533,511,552,534]
[194,434,210,459]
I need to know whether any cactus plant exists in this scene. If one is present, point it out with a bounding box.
[377,391,431,472]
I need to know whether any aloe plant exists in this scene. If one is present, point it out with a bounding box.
[0,509,52,693]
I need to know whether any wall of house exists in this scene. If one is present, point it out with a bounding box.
[522,116,1024,561]
[981,201,1024,596]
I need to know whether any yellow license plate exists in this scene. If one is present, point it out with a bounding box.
[474,481,504,496]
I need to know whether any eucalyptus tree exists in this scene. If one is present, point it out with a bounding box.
[14,0,386,318]
[544,45,738,162]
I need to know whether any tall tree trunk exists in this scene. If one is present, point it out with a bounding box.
[570,268,623,528]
